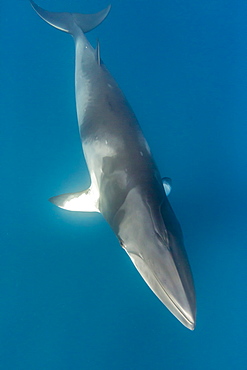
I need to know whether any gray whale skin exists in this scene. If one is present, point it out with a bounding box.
[30,0,196,330]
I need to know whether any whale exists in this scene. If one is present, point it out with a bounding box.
[30,1,196,330]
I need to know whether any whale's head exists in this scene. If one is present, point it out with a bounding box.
[114,185,196,330]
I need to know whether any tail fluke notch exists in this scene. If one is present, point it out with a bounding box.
[30,1,111,34]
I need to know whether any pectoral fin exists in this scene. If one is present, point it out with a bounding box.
[162,177,172,196]
[49,187,100,212]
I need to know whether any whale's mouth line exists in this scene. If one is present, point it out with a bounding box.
[150,266,195,328]
[128,250,195,329]
[160,283,194,327]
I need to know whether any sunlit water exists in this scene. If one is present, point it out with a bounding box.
[1,0,246,369]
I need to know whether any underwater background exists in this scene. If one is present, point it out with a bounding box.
[1,0,247,369]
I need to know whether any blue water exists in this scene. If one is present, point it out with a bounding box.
[1,0,247,369]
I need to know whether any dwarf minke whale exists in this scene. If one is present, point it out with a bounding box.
[30,1,196,330]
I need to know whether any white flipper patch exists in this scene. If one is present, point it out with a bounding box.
[49,186,100,212]
[162,177,172,196]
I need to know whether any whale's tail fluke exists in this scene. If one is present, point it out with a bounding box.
[30,0,111,34]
